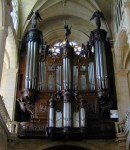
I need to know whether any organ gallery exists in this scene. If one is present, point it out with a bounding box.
[15,10,117,139]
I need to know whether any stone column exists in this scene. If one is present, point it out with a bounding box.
[3,68,18,120]
[124,2,130,45]
[115,69,130,121]
[0,27,8,86]
[0,125,7,150]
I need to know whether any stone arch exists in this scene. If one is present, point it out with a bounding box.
[0,26,18,120]
[43,145,89,150]
[5,26,18,69]
[114,29,128,70]
[36,141,98,150]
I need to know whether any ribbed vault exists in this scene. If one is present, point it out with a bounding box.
[21,0,112,45]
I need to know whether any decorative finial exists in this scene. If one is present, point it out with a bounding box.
[90,10,104,29]
[64,22,72,41]
[27,10,42,28]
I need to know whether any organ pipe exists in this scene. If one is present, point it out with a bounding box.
[62,41,74,90]
[63,90,72,127]
[80,97,86,128]
[90,29,108,97]
[48,96,55,127]
[25,29,43,91]
[56,66,62,91]
[88,62,95,91]
[62,41,74,128]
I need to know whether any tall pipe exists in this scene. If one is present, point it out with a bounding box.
[25,41,31,89]
[24,29,43,91]
[63,91,72,127]
[102,41,108,88]
[49,96,55,127]
[80,97,87,128]
[59,66,62,90]
[90,29,108,96]
[61,41,74,128]
[62,41,74,90]
[88,62,95,91]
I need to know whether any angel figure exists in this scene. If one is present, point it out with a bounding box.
[27,10,42,28]
[64,24,72,40]
[90,10,104,29]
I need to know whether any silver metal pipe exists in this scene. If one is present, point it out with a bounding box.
[31,42,35,89]
[58,66,61,90]
[42,62,46,89]
[88,64,90,90]
[98,41,104,89]
[65,58,68,89]
[67,59,69,89]
[49,108,55,127]
[59,66,60,90]
[38,62,41,91]
[90,63,92,90]
[69,59,71,89]
[91,63,95,90]
[56,66,59,90]
[25,41,31,88]
[95,42,98,88]
[28,41,33,88]
[63,58,66,89]
[63,102,71,127]
[40,62,43,90]
[90,64,93,91]
[80,108,85,127]
[73,66,76,90]
[95,41,101,89]
[102,42,108,88]
[63,102,67,127]
[98,41,102,89]
[59,66,61,90]
[35,42,38,90]
[32,42,36,89]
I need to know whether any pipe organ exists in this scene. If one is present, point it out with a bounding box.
[25,29,43,90]
[16,10,117,139]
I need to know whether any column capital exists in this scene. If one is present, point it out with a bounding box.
[0,26,8,36]
[115,69,128,76]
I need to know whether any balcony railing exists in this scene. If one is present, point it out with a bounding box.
[114,106,130,147]
[0,95,11,126]
[0,95,19,136]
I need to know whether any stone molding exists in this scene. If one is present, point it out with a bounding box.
[115,69,128,76]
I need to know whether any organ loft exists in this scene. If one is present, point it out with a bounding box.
[15,10,117,139]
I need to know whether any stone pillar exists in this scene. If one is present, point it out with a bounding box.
[0,125,7,150]
[3,68,18,120]
[0,27,8,86]
[115,69,130,121]
[124,2,130,45]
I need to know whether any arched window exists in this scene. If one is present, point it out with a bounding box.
[50,41,82,55]
[11,0,19,32]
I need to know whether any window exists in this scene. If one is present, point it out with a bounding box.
[11,0,19,32]
[50,41,82,55]
[115,0,124,32]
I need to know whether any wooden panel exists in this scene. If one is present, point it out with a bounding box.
[35,93,50,119]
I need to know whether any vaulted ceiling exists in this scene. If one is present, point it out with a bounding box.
[20,0,113,46]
